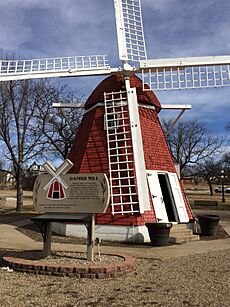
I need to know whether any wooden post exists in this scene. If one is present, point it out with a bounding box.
[87,214,95,262]
[43,222,52,257]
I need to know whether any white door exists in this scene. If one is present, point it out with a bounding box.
[168,172,189,223]
[147,170,169,223]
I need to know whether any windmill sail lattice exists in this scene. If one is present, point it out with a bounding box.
[140,56,230,91]
[114,0,147,62]
[0,55,110,81]
[0,0,229,87]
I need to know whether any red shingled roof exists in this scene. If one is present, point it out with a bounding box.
[85,74,161,112]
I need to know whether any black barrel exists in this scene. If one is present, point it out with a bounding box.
[146,223,172,246]
[197,214,220,236]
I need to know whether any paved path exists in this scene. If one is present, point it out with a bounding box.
[1,192,230,260]
[0,217,230,260]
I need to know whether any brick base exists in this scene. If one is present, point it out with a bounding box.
[2,251,135,279]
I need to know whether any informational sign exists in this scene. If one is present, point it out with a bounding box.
[33,172,110,214]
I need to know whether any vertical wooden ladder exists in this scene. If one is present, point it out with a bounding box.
[104,90,139,214]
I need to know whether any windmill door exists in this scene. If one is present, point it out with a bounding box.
[168,172,189,223]
[147,170,189,223]
[147,171,169,223]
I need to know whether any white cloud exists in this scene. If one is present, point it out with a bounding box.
[0,0,114,56]
[143,0,230,59]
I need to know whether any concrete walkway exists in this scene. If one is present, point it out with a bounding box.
[1,192,230,260]
[0,217,230,260]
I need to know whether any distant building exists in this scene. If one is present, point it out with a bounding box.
[23,162,45,190]
[26,162,45,176]
[6,173,16,187]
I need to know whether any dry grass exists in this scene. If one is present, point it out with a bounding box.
[184,183,230,207]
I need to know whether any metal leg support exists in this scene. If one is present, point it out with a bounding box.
[32,220,52,257]
[43,222,52,257]
[86,214,95,262]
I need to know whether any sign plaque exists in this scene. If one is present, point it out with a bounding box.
[33,171,110,213]
[32,160,110,262]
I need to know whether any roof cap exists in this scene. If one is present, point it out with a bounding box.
[85,74,161,112]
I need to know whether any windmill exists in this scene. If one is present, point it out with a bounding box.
[1,0,229,242]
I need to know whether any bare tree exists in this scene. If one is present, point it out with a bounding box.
[0,158,8,187]
[0,79,61,211]
[162,119,224,176]
[194,159,222,195]
[35,87,84,159]
[194,150,230,195]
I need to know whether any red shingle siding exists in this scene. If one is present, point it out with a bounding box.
[96,210,155,226]
[140,107,175,172]
[68,108,109,174]
[139,106,193,221]
[68,106,143,225]
[68,74,193,227]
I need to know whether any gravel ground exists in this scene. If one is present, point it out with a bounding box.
[0,209,230,306]
[4,250,122,265]
[0,249,229,307]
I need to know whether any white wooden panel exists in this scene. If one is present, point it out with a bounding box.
[147,170,168,223]
[168,172,189,222]
[126,85,151,213]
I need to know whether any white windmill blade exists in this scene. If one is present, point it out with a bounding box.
[114,0,147,63]
[140,55,230,91]
[56,159,73,175]
[43,161,68,191]
[0,55,115,82]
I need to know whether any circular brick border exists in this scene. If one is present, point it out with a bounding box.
[2,251,135,279]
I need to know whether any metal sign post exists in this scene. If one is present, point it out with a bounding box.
[87,214,95,262]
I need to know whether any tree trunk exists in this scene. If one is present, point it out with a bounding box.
[208,181,213,196]
[16,168,23,212]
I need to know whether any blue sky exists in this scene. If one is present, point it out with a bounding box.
[0,0,229,141]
